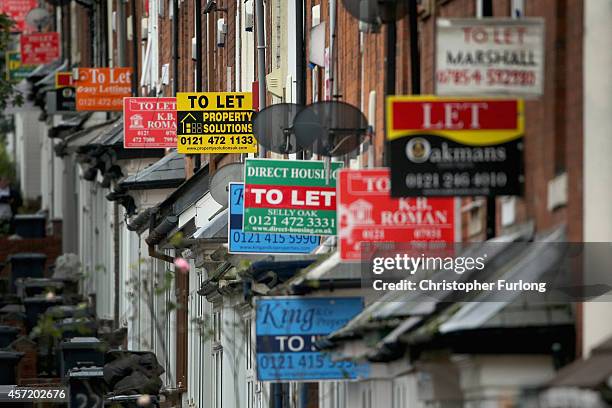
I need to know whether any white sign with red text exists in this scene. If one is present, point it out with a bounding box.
[436,18,544,97]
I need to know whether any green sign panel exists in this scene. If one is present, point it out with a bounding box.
[243,159,343,235]
[5,51,36,82]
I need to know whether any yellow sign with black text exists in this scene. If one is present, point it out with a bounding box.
[176,92,257,153]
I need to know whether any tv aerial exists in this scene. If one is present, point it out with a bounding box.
[341,0,410,25]
[252,103,306,155]
[209,162,244,219]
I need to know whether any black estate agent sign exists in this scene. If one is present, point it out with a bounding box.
[386,96,524,197]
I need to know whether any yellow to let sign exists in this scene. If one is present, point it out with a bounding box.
[176,92,257,154]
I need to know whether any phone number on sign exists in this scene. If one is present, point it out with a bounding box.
[405,172,510,190]
[436,68,537,86]
[258,354,356,371]
[232,232,318,245]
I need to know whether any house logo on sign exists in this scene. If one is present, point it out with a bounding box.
[180,113,197,134]
[349,199,374,225]
[129,114,144,129]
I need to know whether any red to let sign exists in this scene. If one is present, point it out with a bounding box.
[20,32,60,65]
[338,168,455,261]
[0,0,37,33]
[123,97,178,148]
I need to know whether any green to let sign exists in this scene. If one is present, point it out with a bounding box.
[5,51,36,82]
[243,159,344,236]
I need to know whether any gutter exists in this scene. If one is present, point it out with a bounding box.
[146,214,179,264]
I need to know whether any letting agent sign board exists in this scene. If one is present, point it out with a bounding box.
[387,96,524,197]
[75,68,132,111]
[20,32,60,65]
[123,97,177,148]
[5,51,36,82]
[228,183,320,254]
[338,169,455,261]
[244,159,343,236]
[176,92,257,154]
[0,0,37,33]
[255,297,370,381]
[436,18,545,97]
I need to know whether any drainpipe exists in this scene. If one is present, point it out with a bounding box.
[145,215,179,264]
[255,0,267,158]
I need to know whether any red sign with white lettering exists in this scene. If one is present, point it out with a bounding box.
[0,0,37,33]
[20,32,60,65]
[391,99,519,132]
[123,97,178,148]
[338,168,455,260]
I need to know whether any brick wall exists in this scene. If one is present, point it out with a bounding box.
[0,237,63,277]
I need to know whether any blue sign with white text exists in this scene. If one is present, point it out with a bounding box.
[228,183,320,254]
[255,297,370,381]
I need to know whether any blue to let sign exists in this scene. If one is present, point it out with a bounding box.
[255,297,370,381]
[228,183,320,254]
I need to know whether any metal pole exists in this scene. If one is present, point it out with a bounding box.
[173,0,179,95]
[408,0,420,94]
[131,0,139,95]
[255,0,267,158]
[383,21,396,166]
[295,0,305,160]
[329,0,337,99]
[194,0,202,171]
[117,0,127,66]
[481,0,496,239]
[295,0,305,106]
[66,1,72,66]
[195,0,202,91]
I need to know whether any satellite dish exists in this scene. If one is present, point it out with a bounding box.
[26,8,52,30]
[253,103,307,155]
[293,101,368,157]
[209,162,244,207]
[342,0,409,24]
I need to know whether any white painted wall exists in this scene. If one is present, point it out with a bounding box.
[14,110,44,200]
[582,0,612,356]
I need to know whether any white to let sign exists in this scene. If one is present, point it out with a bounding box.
[435,18,545,97]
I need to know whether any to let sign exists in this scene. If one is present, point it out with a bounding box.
[436,18,545,97]
[243,159,343,236]
[75,68,132,111]
[176,92,256,154]
[387,96,524,197]
[5,51,36,82]
[55,72,74,88]
[20,32,60,65]
[338,169,455,261]
[255,297,369,381]
[0,0,37,33]
[123,97,177,148]
[228,183,320,254]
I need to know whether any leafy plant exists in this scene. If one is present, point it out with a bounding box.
[0,13,24,111]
